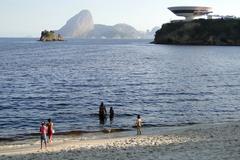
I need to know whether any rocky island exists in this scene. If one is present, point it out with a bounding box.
[40,30,64,41]
[154,19,240,45]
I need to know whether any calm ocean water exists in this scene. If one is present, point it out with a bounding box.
[1,38,240,139]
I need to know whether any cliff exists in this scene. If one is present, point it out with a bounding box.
[40,30,64,41]
[154,19,240,45]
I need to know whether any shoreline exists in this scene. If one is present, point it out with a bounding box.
[0,122,200,143]
[0,121,240,159]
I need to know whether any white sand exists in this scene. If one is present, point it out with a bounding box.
[0,122,240,160]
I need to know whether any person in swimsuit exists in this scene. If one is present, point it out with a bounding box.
[135,115,142,135]
[46,118,54,143]
[99,102,107,119]
[109,107,114,121]
[40,122,47,149]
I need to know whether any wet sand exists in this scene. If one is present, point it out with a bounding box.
[0,122,240,160]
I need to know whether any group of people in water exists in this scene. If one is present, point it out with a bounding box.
[39,102,142,149]
[99,101,142,135]
[99,101,114,121]
[39,118,54,149]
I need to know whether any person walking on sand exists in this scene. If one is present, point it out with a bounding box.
[135,115,142,135]
[47,118,54,143]
[40,122,47,149]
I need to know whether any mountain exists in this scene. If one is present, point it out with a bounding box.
[57,10,158,39]
[58,10,94,38]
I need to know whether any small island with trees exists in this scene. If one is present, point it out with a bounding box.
[153,19,240,46]
[39,30,64,41]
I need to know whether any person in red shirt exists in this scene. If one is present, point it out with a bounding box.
[40,122,47,149]
[47,118,54,143]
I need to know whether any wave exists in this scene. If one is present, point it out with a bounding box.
[0,137,16,142]
[154,92,214,96]
[0,128,131,142]
[207,84,240,88]
[80,113,138,118]
[134,122,200,128]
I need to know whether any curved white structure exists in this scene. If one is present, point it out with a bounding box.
[168,6,212,20]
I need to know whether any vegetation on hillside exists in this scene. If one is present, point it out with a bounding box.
[40,30,64,41]
[154,19,240,45]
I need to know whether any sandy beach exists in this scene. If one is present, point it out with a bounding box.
[0,122,240,160]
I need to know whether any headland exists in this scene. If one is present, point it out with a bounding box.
[154,19,240,45]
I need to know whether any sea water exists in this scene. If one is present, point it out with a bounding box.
[1,38,240,140]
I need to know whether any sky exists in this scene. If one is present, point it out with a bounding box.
[0,0,240,37]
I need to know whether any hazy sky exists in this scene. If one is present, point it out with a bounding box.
[1,0,240,37]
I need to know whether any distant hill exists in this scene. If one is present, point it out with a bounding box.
[57,10,158,39]
[144,26,160,39]
[113,23,144,38]
[154,19,240,45]
[86,23,143,39]
[86,24,119,39]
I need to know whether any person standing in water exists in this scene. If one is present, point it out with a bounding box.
[135,115,142,135]
[99,102,107,118]
[47,118,54,143]
[99,102,107,126]
[109,107,115,132]
[109,107,114,120]
[40,122,47,149]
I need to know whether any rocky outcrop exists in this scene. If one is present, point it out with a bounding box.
[58,10,94,38]
[39,30,64,41]
[154,19,240,45]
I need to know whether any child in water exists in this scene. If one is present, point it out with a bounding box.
[135,115,142,135]
[109,107,114,120]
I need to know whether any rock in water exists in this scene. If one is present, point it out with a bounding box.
[58,10,94,38]
[39,30,64,41]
